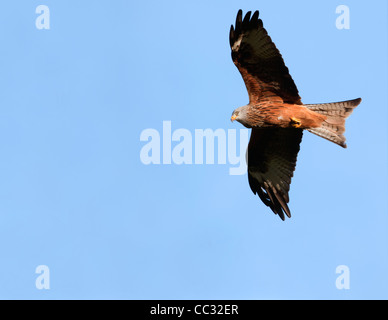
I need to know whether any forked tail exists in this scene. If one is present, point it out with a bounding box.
[305,98,361,148]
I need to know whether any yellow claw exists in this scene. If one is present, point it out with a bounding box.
[290,117,302,128]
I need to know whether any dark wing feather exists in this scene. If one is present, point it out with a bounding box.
[230,10,302,104]
[247,128,303,220]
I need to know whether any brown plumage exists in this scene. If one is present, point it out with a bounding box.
[229,9,361,220]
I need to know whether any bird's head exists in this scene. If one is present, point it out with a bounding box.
[231,105,251,127]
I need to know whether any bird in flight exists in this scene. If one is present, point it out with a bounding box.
[229,9,361,221]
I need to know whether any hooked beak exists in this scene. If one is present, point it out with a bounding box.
[231,115,237,122]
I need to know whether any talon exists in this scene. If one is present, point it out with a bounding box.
[290,117,302,128]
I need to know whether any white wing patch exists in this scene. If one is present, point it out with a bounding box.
[232,35,244,52]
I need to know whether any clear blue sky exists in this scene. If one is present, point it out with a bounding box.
[0,0,387,299]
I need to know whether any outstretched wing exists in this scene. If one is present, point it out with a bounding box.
[247,128,303,220]
[230,10,302,105]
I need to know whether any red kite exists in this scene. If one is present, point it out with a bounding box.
[230,10,361,220]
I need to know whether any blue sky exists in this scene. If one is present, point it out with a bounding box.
[0,0,387,299]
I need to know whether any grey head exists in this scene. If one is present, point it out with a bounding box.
[231,105,252,128]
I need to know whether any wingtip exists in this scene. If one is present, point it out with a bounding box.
[234,10,243,34]
[236,9,243,23]
[277,208,291,221]
[229,25,235,46]
[242,11,252,27]
[233,9,262,33]
[251,10,259,21]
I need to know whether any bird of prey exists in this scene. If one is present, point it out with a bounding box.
[229,9,361,221]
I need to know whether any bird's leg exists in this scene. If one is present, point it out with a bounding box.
[290,117,302,128]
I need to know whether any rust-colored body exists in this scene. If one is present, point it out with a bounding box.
[246,103,327,129]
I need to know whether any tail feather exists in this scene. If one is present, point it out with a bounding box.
[305,98,361,148]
